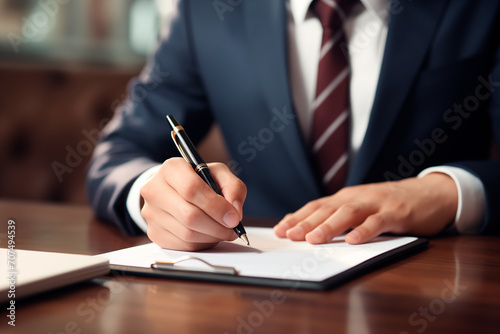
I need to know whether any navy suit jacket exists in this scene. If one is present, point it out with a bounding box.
[86,0,500,236]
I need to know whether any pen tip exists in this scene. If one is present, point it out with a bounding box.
[241,234,250,246]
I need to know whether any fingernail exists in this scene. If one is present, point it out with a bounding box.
[223,211,239,227]
[347,230,360,242]
[276,222,289,231]
[287,225,304,238]
[307,229,324,243]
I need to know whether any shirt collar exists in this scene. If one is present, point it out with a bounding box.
[289,0,390,23]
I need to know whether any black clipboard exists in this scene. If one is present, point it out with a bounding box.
[109,238,428,291]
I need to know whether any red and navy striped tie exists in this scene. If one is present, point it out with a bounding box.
[311,0,358,194]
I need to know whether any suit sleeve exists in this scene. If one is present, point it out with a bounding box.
[85,0,212,235]
[449,44,500,235]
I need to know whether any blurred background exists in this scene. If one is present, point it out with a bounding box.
[0,0,212,205]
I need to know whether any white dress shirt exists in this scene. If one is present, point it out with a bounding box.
[127,0,486,235]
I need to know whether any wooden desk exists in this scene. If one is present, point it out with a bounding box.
[1,200,499,334]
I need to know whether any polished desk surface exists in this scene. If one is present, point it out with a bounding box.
[0,200,499,334]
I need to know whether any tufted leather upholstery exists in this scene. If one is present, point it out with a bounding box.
[0,65,136,203]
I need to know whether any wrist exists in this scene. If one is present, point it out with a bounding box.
[419,173,458,227]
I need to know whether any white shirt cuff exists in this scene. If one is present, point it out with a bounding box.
[126,165,162,233]
[418,166,486,234]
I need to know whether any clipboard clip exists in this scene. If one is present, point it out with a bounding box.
[151,256,239,275]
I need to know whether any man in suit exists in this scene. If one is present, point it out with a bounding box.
[87,0,500,251]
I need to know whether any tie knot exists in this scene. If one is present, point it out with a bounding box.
[312,0,358,28]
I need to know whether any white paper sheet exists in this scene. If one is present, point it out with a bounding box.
[102,227,416,282]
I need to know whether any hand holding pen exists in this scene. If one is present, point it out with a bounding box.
[139,116,248,251]
[166,115,250,245]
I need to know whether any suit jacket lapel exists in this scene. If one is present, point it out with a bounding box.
[347,0,450,185]
[244,1,321,197]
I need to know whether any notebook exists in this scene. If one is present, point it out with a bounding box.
[0,248,109,302]
[102,227,427,290]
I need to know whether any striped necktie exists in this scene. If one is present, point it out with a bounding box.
[311,0,357,194]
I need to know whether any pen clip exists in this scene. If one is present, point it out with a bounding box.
[151,256,239,275]
[171,131,192,165]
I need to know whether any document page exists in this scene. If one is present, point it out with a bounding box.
[103,227,416,282]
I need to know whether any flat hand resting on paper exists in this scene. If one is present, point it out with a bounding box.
[274,173,458,245]
[140,158,247,251]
